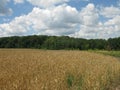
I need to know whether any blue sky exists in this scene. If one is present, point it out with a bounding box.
[0,0,120,39]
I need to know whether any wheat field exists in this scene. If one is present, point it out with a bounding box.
[0,49,120,90]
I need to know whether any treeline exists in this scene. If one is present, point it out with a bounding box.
[0,35,120,50]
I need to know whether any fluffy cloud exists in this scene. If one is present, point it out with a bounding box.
[103,15,120,38]
[0,0,12,16]
[28,4,80,35]
[70,3,100,38]
[0,15,30,37]
[70,4,120,39]
[15,0,69,8]
[104,16,120,25]
[80,3,99,26]
[28,0,69,8]
[0,3,120,39]
[0,4,79,37]
[13,0,89,6]
[100,6,120,18]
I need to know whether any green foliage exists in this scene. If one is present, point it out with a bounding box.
[108,37,120,50]
[77,76,84,90]
[66,74,84,90]
[67,74,74,88]
[0,35,120,50]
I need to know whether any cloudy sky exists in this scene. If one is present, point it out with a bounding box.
[0,0,120,39]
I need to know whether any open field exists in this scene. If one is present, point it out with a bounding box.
[0,49,120,90]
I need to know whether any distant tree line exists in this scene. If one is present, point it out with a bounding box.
[0,35,120,50]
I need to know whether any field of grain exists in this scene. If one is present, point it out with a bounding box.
[0,49,120,90]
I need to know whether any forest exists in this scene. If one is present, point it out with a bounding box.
[0,35,120,50]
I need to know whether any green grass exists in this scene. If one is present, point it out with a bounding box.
[66,74,84,90]
[91,50,120,58]
[67,74,74,88]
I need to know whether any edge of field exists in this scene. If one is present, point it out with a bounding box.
[89,50,120,90]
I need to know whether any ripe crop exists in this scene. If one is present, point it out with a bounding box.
[0,49,120,90]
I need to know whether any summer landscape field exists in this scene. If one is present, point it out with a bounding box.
[1,0,120,90]
[0,49,120,90]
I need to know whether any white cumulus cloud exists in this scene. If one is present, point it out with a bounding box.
[100,6,120,18]
[71,3,100,39]
[13,0,89,6]
[0,3,120,39]
[16,0,69,8]
[80,3,99,26]
[0,4,80,37]
[70,4,120,39]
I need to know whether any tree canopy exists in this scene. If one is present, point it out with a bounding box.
[0,35,120,50]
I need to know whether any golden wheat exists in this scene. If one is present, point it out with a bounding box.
[0,49,120,90]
